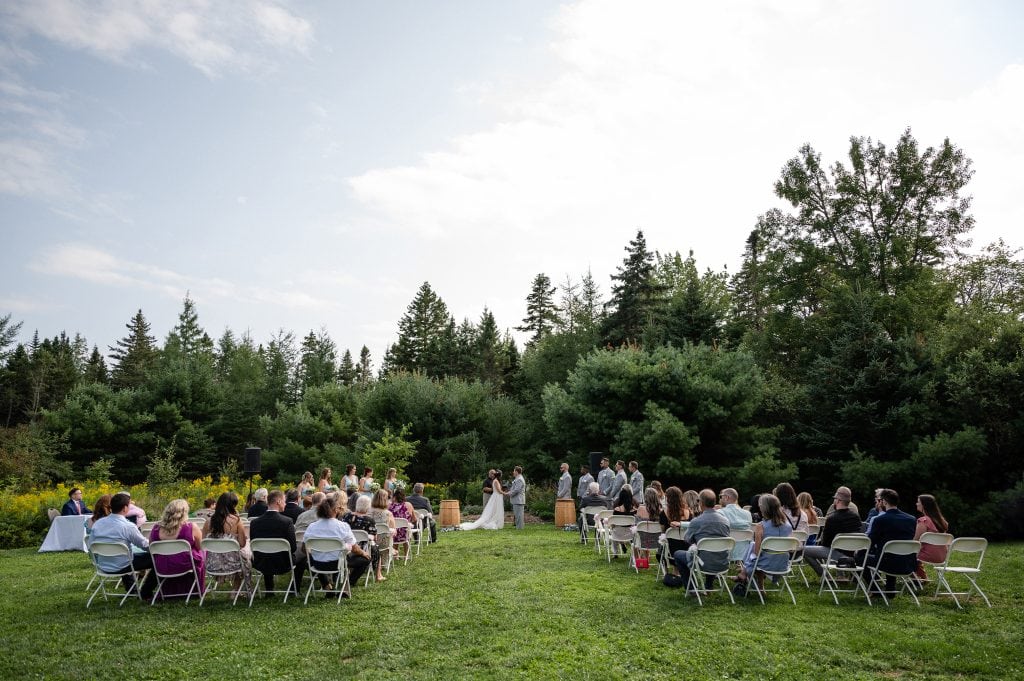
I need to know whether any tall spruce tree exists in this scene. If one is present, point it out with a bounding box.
[383,281,450,376]
[109,309,159,390]
[602,230,668,347]
[356,345,373,386]
[338,349,356,386]
[516,273,559,346]
[83,346,108,384]
[298,328,338,392]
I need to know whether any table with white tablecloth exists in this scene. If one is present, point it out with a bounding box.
[38,514,89,552]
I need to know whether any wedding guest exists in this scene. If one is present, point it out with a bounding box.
[359,467,375,494]
[61,487,90,516]
[303,496,371,592]
[683,490,701,519]
[121,491,148,527]
[797,492,820,526]
[734,494,793,596]
[673,489,731,590]
[283,489,303,523]
[248,488,269,518]
[389,488,417,558]
[297,471,315,497]
[385,468,399,492]
[88,492,157,600]
[803,486,862,577]
[718,487,753,561]
[343,494,386,582]
[87,494,112,532]
[318,468,334,493]
[650,481,667,511]
[149,499,205,599]
[249,490,302,596]
[407,483,437,544]
[773,482,809,533]
[578,481,610,541]
[342,464,359,494]
[612,487,635,516]
[913,493,949,581]
[202,491,251,595]
[370,489,395,530]
[636,487,661,521]
[295,492,325,533]
[865,489,916,594]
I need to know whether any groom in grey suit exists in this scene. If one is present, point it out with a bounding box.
[505,466,527,529]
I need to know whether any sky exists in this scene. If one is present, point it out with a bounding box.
[2,0,1023,368]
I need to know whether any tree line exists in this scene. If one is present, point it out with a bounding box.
[2,128,1022,537]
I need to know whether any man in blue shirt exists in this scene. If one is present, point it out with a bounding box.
[88,493,156,600]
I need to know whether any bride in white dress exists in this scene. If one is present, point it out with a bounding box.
[460,471,505,530]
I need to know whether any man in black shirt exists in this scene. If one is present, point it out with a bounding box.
[804,486,863,576]
[407,483,437,543]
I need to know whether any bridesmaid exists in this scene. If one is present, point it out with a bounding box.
[342,464,359,493]
[359,467,375,494]
[318,467,333,492]
[385,468,399,492]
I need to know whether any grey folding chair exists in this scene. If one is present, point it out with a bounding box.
[248,537,297,606]
[199,537,247,606]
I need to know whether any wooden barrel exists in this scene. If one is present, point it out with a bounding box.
[439,499,461,527]
[555,498,576,526]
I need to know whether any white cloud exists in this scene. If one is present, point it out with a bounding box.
[29,243,338,311]
[348,0,1024,279]
[1,0,313,77]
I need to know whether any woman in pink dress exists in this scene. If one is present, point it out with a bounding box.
[388,488,417,559]
[914,493,949,581]
[150,499,206,599]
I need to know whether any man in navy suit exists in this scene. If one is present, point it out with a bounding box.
[249,490,303,595]
[865,488,917,593]
[61,487,90,516]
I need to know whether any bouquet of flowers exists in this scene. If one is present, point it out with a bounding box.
[370,482,381,493]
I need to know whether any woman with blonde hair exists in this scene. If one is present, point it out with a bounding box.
[297,471,315,497]
[385,468,399,492]
[149,499,205,598]
[318,467,333,493]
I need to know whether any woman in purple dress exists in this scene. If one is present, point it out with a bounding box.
[150,499,206,599]
[388,488,417,559]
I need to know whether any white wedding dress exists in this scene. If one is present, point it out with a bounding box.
[460,482,506,530]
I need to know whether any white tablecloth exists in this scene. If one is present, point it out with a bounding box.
[39,514,89,552]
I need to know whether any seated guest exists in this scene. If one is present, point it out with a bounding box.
[249,490,302,596]
[803,486,863,576]
[295,492,325,533]
[370,489,395,530]
[660,486,691,561]
[865,488,917,594]
[718,487,752,561]
[304,496,372,592]
[282,488,303,523]
[683,490,701,519]
[734,494,793,595]
[62,487,91,516]
[612,487,635,516]
[650,481,666,510]
[195,498,216,518]
[388,488,418,559]
[248,488,269,518]
[407,483,437,544]
[202,491,252,595]
[636,487,661,521]
[88,492,157,600]
[121,491,148,527]
[913,493,949,582]
[578,481,611,542]
[774,482,809,533]
[343,494,386,582]
[149,499,206,598]
[87,494,112,532]
[673,489,731,590]
[864,488,885,532]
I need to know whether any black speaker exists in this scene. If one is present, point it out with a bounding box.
[244,447,262,474]
[589,451,603,476]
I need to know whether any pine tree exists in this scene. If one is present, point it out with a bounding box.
[262,329,298,408]
[0,313,22,363]
[215,328,237,380]
[165,294,214,362]
[109,309,159,389]
[338,349,356,386]
[602,230,668,347]
[83,345,108,384]
[298,328,338,392]
[383,282,451,376]
[475,308,506,385]
[356,345,373,386]
[516,273,560,346]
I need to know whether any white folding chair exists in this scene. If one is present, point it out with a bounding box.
[303,537,349,604]
[414,510,431,552]
[604,516,635,563]
[148,539,202,605]
[790,529,812,588]
[199,537,247,606]
[47,508,60,522]
[86,541,142,607]
[632,521,663,576]
[747,536,801,605]
[248,537,297,606]
[817,533,872,605]
[594,510,614,555]
[933,537,991,608]
[661,526,688,579]
[915,532,954,587]
[375,523,394,575]
[392,518,414,565]
[866,539,922,607]
[408,514,423,556]
[729,527,754,564]
[350,529,374,587]
[140,521,157,534]
[579,506,605,546]
[685,536,737,605]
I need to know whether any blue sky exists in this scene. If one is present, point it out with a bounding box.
[2,1,1023,367]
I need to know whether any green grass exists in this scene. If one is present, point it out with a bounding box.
[1,528,1021,680]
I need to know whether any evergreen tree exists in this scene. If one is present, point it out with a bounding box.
[298,328,338,392]
[109,309,159,390]
[0,313,22,362]
[83,346,108,384]
[383,282,450,376]
[338,349,356,386]
[356,345,373,386]
[164,294,214,363]
[656,250,730,346]
[602,230,667,346]
[475,308,506,385]
[215,328,238,380]
[262,329,299,408]
[516,273,559,346]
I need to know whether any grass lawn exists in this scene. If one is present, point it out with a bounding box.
[1,526,1021,680]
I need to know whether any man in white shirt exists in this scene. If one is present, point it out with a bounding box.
[717,487,753,561]
[88,493,157,600]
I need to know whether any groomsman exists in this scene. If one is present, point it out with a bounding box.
[577,465,594,500]
[597,458,614,497]
[505,466,527,529]
[628,461,644,499]
[608,460,628,500]
[556,463,572,499]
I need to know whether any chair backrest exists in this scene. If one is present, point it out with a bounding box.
[201,537,241,554]
[148,539,191,557]
[375,522,392,536]
[606,515,634,541]
[805,525,819,538]
[415,509,430,521]
[89,540,131,560]
[760,536,800,554]
[140,521,157,533]
[47,508,60,522]
[250,537,294,564]
[665,526,687,542]
[350,529,371,547]
[596,509,614,523]
[606,515,635,527]
[729,528,754,542]
[393,518,412,535]
[304,536,345,561]
[634,521,661,535]
[879,539,921,557]
[695,535,735,557]
[792,529,808,544]
[830,533,870,554]
[947,536,987,569]
[295,530,305,544]
[920,532,954,548]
